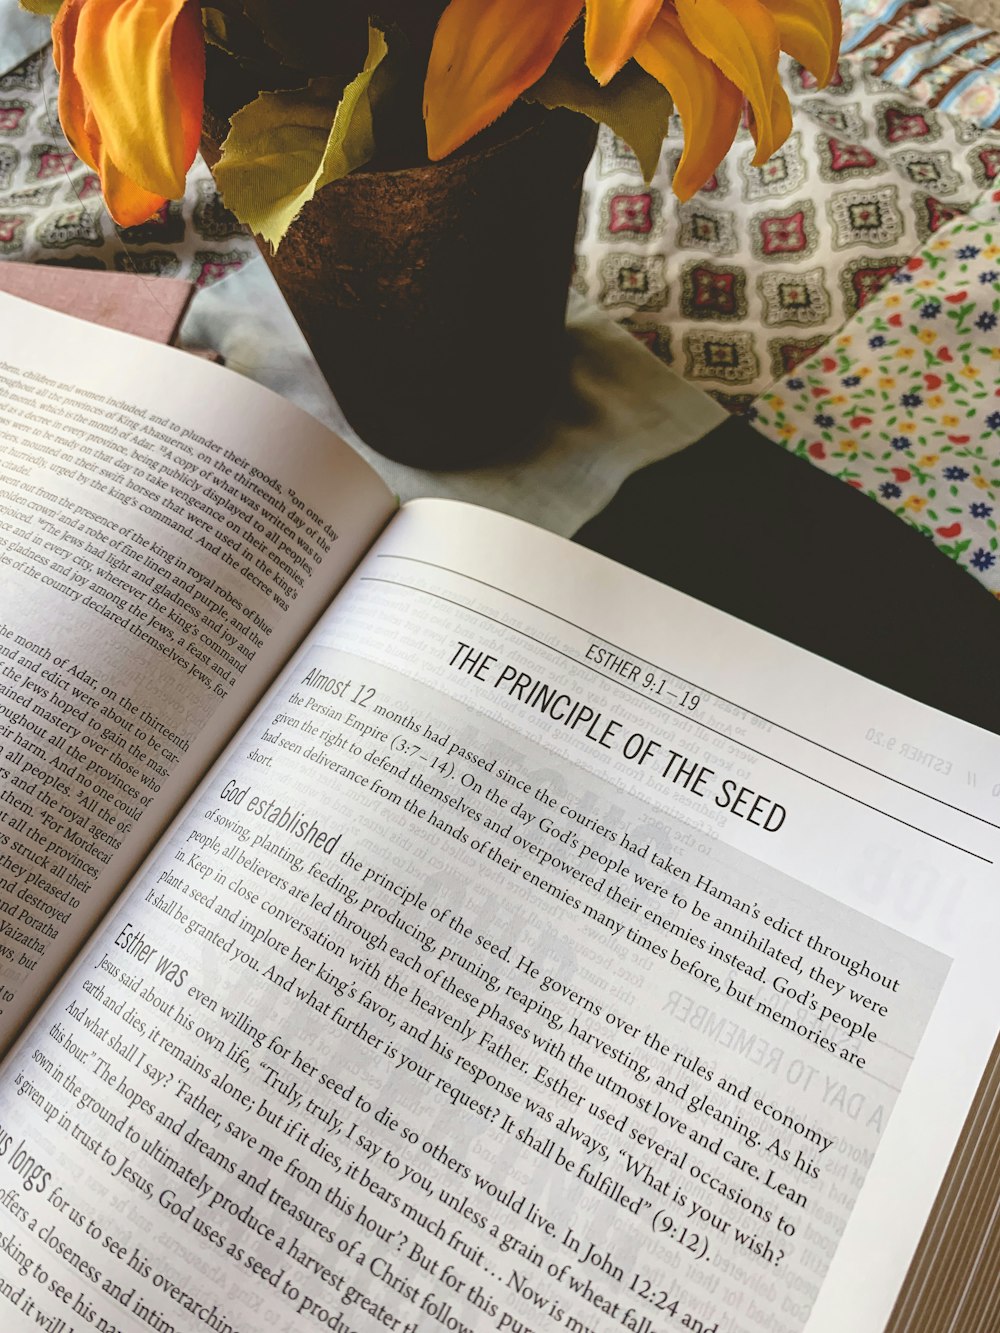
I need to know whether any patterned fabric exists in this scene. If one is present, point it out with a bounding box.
[0,48,254,285]
[575,55,1000,411]
[841,0,1000,128]
[752,193,1000,595]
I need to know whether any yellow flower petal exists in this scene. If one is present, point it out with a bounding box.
[585,0,663,84]
[425,0,582,159]
[54,0,203,225]
[53,0,99,173]
[675,0,785,163]
[96,138,169,225]
[759,76,793,159]
[74,0,202,200]
[634,9,742,200]
[766,0,841,85]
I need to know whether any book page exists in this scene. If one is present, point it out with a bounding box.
[0,292,394,1045]
[0,498,996,1333]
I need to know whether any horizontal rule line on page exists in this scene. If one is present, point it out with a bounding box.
[358,574,993,866]
[376,552,1000,836]
[859,1069,903,1095]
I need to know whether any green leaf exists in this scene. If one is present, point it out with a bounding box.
[19,0,61,15]
[213,24,389,250]
[524,52,672,183]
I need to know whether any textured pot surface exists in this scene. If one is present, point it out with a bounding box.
[205,107,597,468]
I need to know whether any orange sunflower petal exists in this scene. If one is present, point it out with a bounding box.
[767,0,842,85]
[55,0,164,225]
[675,0,786,164]
[634,10,742,200]
[773,75,794,148]
[53,0,99,174]
[59,0,203,223]
[584,0,664,85]
[763,75,793,154]
[93,139,168,226]
[425,0,582,160]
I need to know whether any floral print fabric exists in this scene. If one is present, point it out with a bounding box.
[752,193,1000,594]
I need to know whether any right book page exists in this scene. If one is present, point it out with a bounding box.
[0,496,997,1333]
[318,498,1000,1333]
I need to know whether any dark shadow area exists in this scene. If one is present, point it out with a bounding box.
[576,417,1000,735]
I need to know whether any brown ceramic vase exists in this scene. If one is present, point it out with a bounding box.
[204,105,597,469]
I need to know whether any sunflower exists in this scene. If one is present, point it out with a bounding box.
[45,0,840,233]
[425,0,841,199]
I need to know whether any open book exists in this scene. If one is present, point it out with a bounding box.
[0,290,997,1333]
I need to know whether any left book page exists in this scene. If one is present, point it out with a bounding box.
[0,291,395,1045]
